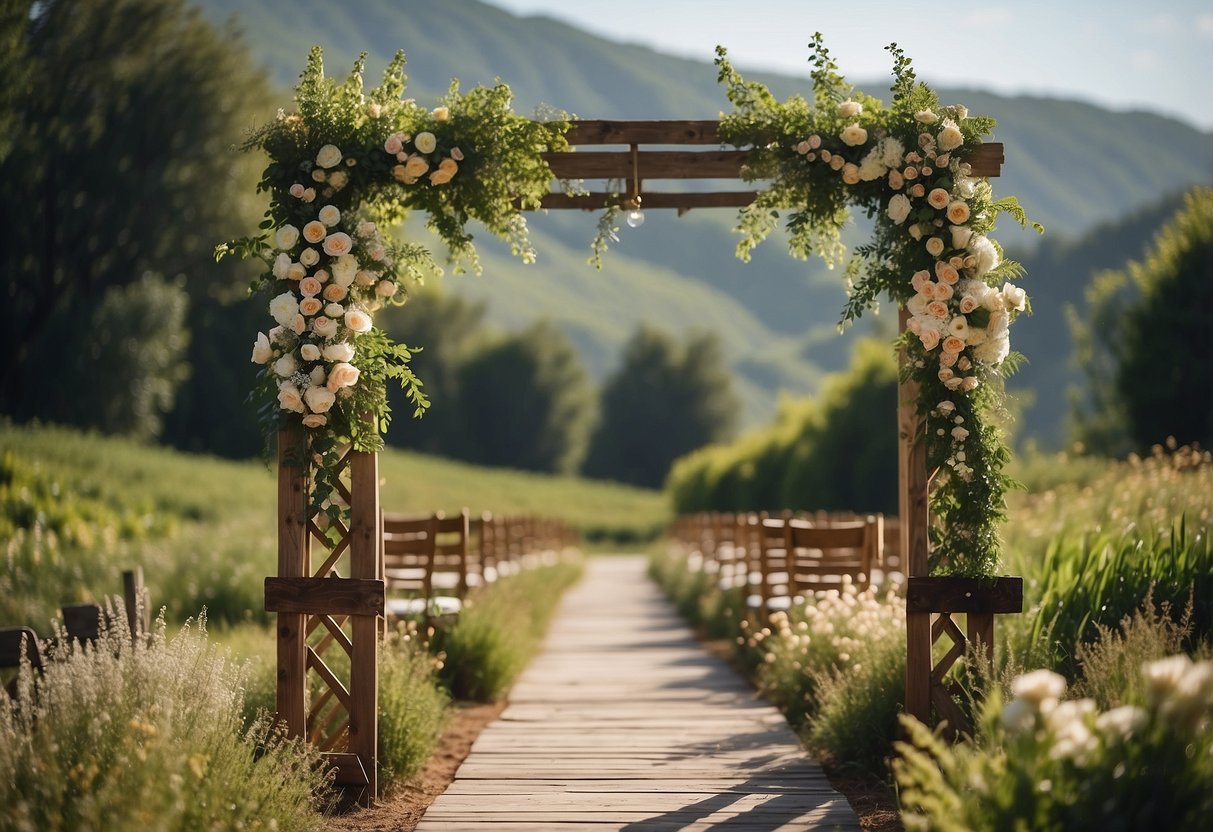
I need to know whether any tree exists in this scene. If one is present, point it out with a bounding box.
[379,288,488,454]
[584,326,739,488]
[0,0,272,445]
[1070,187,1213,454]
[452,321,594,474]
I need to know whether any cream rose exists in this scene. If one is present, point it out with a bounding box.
[275,224,300,250]
[323,232,353,257]
[915,109,938,124]
[304,385,336,414]
[1002,283,1027,312]
[326,362,361,392]
[946,200,971,224]
[354,270,376,287]
[299,248,320,267]
[344,308,373,333]
[309,365,325,388]
[950,225,974,250]
[375,279,397,298]
[272,253,291,280]
[299,276,322,297]
[251,332,272,364]
[414,131,437,154]
[840,124,867,147]
[269,292,299,327]
[311,316,338,339]
[910,269,932,294]
[318,205,341,227]
[286,262,306,282]
[927,188,950,210]
[837,99,862,118]
[302,221,327,244]
[316,144,342,169]
[322,342,355,363]
[925,237,945,257]
[300,343,321,362]
[328,170,348,190]
[277,383,305,414]
[886,194,912,225]
[937,120,964,152]
[324,302,344,318]
[947,317,970,340]
[952,426,970,442]
[301,413,327,428]
[273,353,297,378]
[291,314,306,336]
[431,106,450,121]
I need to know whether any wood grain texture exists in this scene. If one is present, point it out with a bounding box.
[276,425,308,739]
[263,577,385,616]
[905,577,1024,613]
[417,556,860,831]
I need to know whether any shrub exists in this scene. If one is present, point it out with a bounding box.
[895,657,1213,831]
[0,616,329,832]
[378,629,449,783]
[436,561,581,701]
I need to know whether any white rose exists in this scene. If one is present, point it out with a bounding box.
[300,343,321,362]
[273,353,297,378]
[880,137,904,169]
[326,362,361,392]
[318,205,341,227]
[331,254,359,287]
[286,262,306,281]
[1002,283,1027,312]
[251,332,272,364]
[277,383,305,414]
[299,248,320,267]
[950,225,973,251]
[311,316,338,339]
[272,253,291,280]
[345,308,373,333]
[324,302,345,318]
[937,120,964,152]
[414,131,437,154]
[431,106,450,121]
[857,147,886,181]
[269,292,299,327]
[837,99,862,118]
[951,426,970,442]
[275,224,300,250]
[886,194,912,225]
[304,385,336,414]
[309,366,325,387]
[840,124,867,147]
[956,176,977,199]
[914,109,938,124]
[322,342,355,362]
[315,144,342,169]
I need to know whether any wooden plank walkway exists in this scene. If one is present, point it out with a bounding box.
[417,555,861,831]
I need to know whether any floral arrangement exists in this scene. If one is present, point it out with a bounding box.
[895,659,1213,829]
[715,35,1041,576]
[217,49,566,509]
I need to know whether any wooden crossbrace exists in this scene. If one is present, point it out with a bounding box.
[930,613,968,684]
[306,646,352,711]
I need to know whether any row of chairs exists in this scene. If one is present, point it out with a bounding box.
[381,510,578,620]
[669,511,902,614]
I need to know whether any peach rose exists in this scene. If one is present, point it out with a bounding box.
[304,385,336,414]
[910,269,932,294]
[927,300,949,318]
[312,316,338,338]
[302,221,327,244]
[925,237,945,257]
[959,295,979,314]
[326,362,361,392]
[927,188,950,209]
[405,155,429,178]
[344,308,373,333]
[298,297,323,317]
[278,383,305,414]
[919,328,941,350]
[946,200,971,224]
[935,262,960,284]
[943,336,966,354]
[323,232,353,257]
[429,169,453,185]
[301,413,327,428]
[322,283,348,302]
[908,184,926,198]
[299,277,322,297]
[291,314,306,336]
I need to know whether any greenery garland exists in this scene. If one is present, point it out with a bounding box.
[715,35,1042,576]
[217,49,566,513]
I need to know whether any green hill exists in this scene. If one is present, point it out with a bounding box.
[195,0,1212,435]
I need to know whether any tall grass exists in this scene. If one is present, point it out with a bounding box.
[377,629,449,783]
[1,422,662,628]
[435,560,583,701]
[0,616,329,832]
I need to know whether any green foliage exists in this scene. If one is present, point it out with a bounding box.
[435,561,582,701]
[715,39,1040,575]
[377,631,449,783]
[666,338,898,514]
[895,654,1213,831]
[0,0,273,433]
[584,326,739,488]
[452,322,595,474]
[0,616,330,832]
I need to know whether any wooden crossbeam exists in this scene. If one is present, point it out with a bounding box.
[265,577,385,617]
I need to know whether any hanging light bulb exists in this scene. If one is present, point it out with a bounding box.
[626,206,646,228]
[625,143,645,228]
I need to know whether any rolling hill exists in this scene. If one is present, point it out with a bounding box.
[196,0,1212,439]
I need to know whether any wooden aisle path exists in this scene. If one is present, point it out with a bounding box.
[417,556,861,831]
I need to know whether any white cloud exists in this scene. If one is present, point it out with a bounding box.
[1198,13,1213,37]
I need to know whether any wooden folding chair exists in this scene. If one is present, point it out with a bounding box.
[786,514,883,596]
[381,513,461,620]
[1,626,44,698]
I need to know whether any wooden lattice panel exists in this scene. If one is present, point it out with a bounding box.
[271,425,382,804]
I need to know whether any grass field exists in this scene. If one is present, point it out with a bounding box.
[0,422,665,629]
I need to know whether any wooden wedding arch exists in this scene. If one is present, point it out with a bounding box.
[269,119,1020,803]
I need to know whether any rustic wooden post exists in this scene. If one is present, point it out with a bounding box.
[269,423,385,805]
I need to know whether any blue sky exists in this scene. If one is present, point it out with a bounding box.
[485,0,1213,131]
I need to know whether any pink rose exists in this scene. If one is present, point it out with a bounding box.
[888,169,904,190]
[919,328,941,350]
[959,295,979,314]
[451,147,465,161]
[299,277,322,297]
[384,134,404,155]
[943,336,966,354]
[927,301,948,318]
[289,183,305,199]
